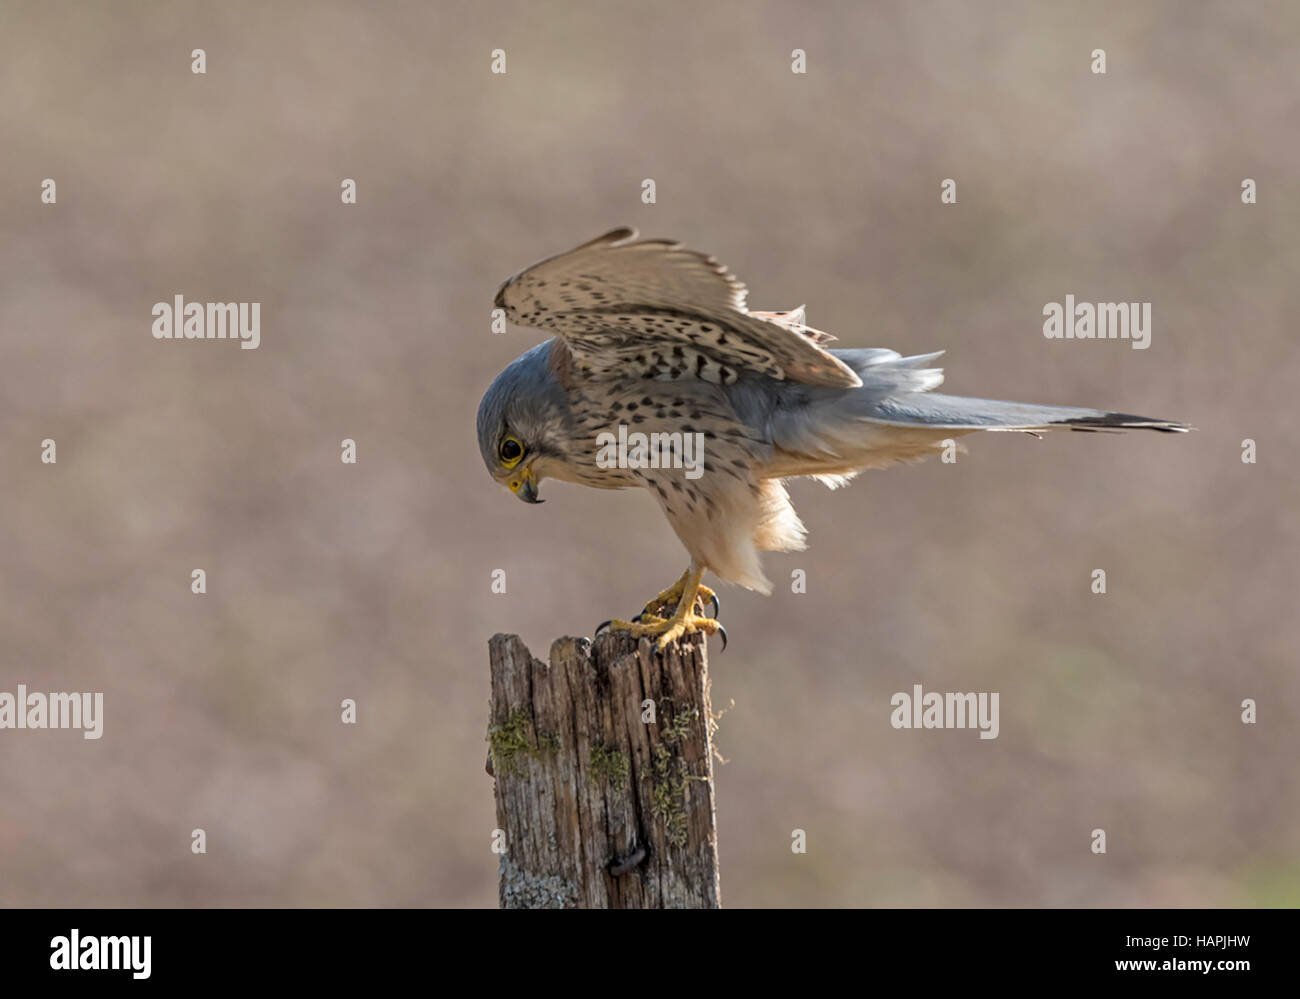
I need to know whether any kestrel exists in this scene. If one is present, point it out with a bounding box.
[477,228,1187,649]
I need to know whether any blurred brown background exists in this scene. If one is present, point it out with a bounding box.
[1,0,1297,907]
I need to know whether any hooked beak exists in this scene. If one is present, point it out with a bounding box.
[508,466,543,504]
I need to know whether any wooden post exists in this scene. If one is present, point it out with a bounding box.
[486,631,721,908]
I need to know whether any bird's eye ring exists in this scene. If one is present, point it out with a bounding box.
[499,437,524,468]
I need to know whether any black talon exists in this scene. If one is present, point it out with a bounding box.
[595,620,612,636]
[715,623,728,652]
[707,592,720,619]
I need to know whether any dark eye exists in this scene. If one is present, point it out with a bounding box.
[500,438,523,463]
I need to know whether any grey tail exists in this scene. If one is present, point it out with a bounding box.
[816,350,1192,434]
[1057,411,1191,434]
[864,392,1192,434]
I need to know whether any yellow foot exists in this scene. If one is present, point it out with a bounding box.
[597,567,727,651]
[601,611,724,651]
[640,570,719,620]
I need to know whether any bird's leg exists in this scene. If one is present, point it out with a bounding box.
[639,568,719,621]
[601,566,724,650]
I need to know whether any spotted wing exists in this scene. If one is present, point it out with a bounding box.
[493,228,861,389]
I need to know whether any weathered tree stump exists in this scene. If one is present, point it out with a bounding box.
[486,631,721,908]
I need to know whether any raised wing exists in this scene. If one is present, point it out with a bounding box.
[493,228,861,389]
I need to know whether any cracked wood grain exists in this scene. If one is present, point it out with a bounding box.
[486,631,720,909]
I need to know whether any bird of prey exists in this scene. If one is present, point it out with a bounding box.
[478,228,1187,649]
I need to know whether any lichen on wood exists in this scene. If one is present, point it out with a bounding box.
[486,630,721,909]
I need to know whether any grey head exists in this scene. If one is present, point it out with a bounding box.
[476,340,573,504]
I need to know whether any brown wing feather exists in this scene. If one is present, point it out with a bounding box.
[494,228,861,389]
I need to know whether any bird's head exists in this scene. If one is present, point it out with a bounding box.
[476,341,573,504]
